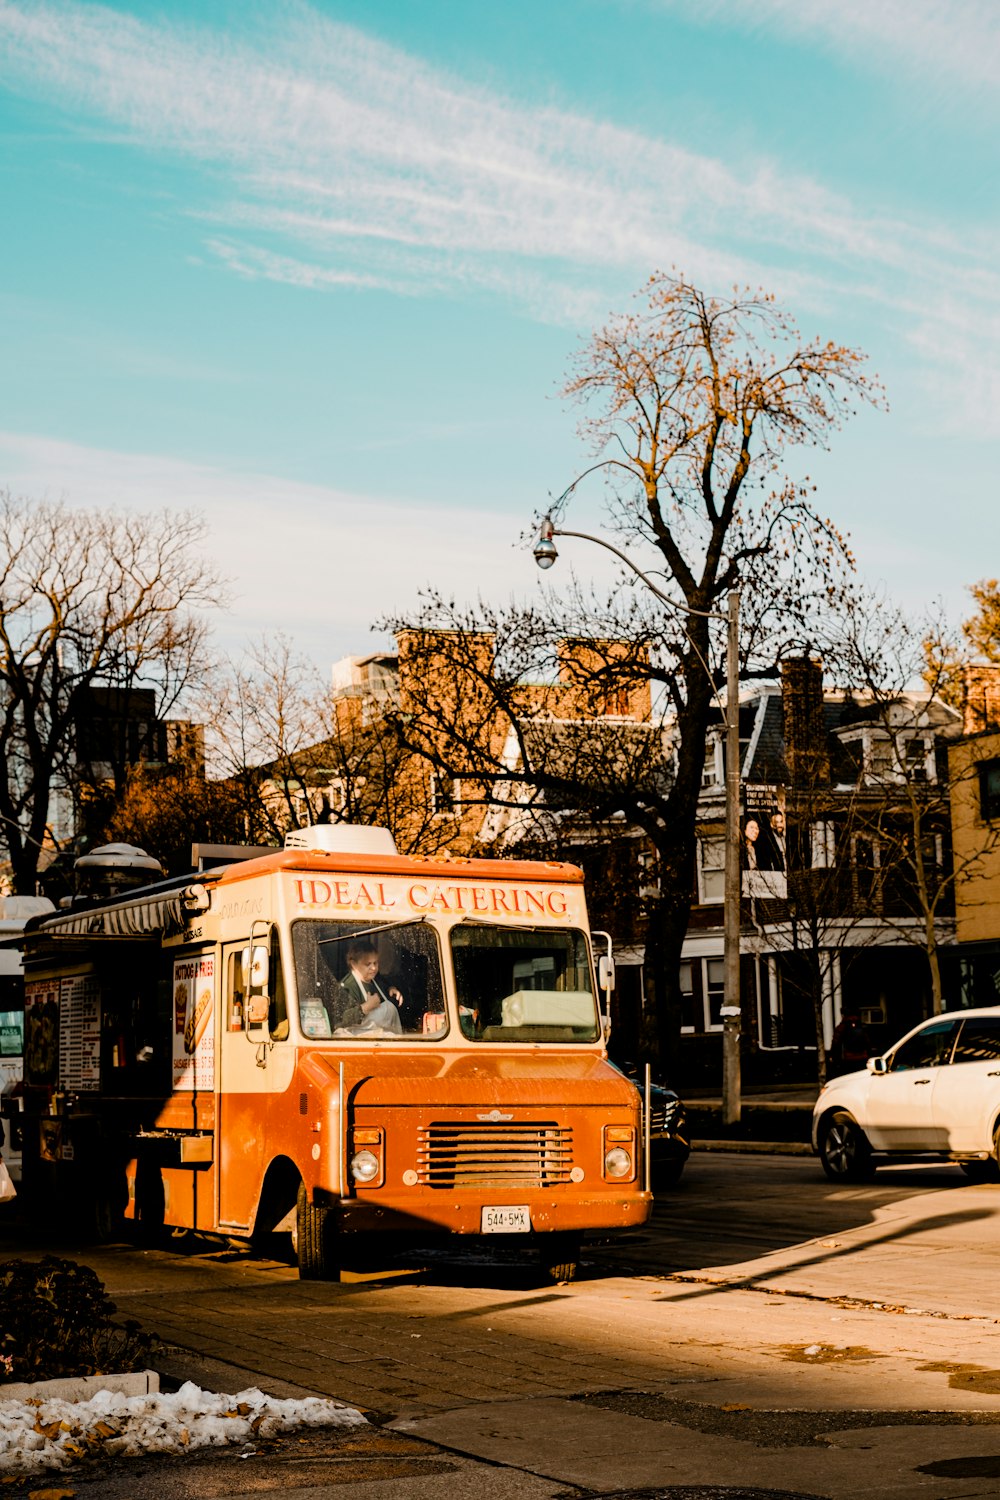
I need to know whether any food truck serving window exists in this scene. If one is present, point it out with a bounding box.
[450,925,599,1043]
[291,919,446,1040]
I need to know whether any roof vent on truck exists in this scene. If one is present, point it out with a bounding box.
[283,825,399,856]
[74,842,165,899]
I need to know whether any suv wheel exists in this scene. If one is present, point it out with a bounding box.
[819,1110,874,1182]
[960,1121,1000,1183]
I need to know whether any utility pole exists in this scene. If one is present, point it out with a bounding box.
[721,587,742,1125]
[534,513,742,1117]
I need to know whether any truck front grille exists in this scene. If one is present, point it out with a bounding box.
[417,1120,573,1188]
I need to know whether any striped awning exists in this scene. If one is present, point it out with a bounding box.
[35,884,210,941]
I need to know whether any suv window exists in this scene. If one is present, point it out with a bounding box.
[952,1016,1000,1064]
[889,1019,958,1072]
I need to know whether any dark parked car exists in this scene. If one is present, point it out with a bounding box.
[612,1061,690,1187]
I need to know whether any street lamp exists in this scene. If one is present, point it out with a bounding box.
[534,512,742,1125]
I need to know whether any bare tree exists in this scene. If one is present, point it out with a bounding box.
[390,273,881,1065]
[828,591,988,1015]
[0,495,222,893]
[767,757,874,1086]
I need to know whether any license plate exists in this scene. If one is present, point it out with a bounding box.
[481,1204,531,1233]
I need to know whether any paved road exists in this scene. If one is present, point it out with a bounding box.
[4,1151,1000,1498]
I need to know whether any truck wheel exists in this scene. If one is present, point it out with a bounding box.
[132,1159,166,1246]
[539,1232,580,1284]
[818,1110,873,1182]
[295,1183,339,1280]
[89,1183,124,1243]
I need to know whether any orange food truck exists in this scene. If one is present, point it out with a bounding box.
[8,827,651,1279]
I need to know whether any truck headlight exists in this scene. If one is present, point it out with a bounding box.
[604,1146,633,1179]
[351,1149,380,1183]
[349,1125,384,1187]
[603,1123,637,1181]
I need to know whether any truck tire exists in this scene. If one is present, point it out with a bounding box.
[132,1158,166,1246]
[539,1232,580,1284]
[295,1182,339,1280]
[818,1110,873,1182]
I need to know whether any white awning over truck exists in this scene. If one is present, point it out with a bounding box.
[32,884,210,941]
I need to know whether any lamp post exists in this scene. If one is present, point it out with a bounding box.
[533,514,742,1124]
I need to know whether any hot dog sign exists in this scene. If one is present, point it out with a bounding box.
[172,954,215,1091]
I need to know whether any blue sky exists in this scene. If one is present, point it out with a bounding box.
[0,0,996,669]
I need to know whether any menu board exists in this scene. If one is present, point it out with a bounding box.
[171,954,215,1092]
[57,974,101,1090]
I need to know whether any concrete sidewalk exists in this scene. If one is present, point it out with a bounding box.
[9,1148,1000,1500]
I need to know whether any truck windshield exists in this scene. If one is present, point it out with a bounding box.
[450,925,599,1043]
[292,919,447,1040]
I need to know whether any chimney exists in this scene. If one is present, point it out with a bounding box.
[782,657,829,786]
[556,637,652,719]
[962,663,1000,735]
[395,629,495,716]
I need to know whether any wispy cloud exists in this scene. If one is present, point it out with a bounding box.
[655,0,1000,93]
[0,0,998,420]
[0,4,974,294]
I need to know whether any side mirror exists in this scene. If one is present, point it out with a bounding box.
[241,945,270,990]
[245,996,270,1025]
[867,1056,888,1075]
[598,955,616,992]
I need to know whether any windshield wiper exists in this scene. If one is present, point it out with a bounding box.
[317,915,429,947]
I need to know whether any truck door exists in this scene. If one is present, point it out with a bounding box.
[218,940,269,1230]
[218,929,294,1232]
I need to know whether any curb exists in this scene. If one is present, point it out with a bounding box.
[153,1345,325,1403]
[692,1139,814,1156]
[0,1368,160,1404]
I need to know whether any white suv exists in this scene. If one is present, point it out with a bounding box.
[813,1006,1000,1182]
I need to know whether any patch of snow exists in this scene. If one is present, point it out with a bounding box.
[802,1344,822,1356]
[0,1380,367,1476]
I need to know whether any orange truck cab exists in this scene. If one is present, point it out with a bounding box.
[8,826,651,1279]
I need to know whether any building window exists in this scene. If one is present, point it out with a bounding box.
[698,837,725,903]
[679,957,725,1033]
[979,758,1000,822]
[704,958,726,1028]
[679,960,695,1031]
[810,821,836,869]
[865,735,894,781]
[702,737,722,786]
[431,773,459,815]
[904,736,932,783]
[852,835,880,904]
[325,778,349,814]
[637,848,660,904]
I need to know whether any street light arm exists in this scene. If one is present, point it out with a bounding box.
[544,520,727,623]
